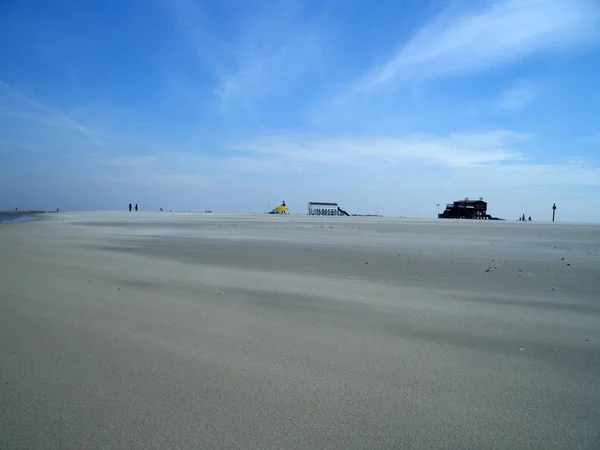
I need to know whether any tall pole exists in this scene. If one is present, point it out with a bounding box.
[552,203,557,222]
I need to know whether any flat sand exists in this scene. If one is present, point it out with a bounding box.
[1,212,599,449]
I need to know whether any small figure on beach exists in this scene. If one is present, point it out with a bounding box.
[129,203,132,212]
[135,204,139,212]
[528,216,532,222]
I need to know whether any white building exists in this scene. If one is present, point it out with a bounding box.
[308,202,345,216]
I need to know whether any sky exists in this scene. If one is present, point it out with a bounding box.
[1,0,600,221]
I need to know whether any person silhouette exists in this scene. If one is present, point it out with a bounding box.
[129,203,132,212]
[135,204,138,212]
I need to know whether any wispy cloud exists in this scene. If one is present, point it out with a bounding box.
[495,80,537,111]
[215,30,323,112]
[452,160,600,188]
[168,0,326,120]
[228,131,600,195]
[166,0,229,76]
[0,81,104,145]
[227,156,289,173]
[149,173,216,189]
[356,0,600,92]
[95,150,223,187]
[100,156,157,168]
[228,130,531,170]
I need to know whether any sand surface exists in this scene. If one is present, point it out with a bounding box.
[1,212,599,449]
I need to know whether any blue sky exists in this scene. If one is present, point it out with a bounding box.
[1,0,600,221]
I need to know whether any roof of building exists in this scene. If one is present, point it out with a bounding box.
[453,199,486,205]
[308,202,339,206]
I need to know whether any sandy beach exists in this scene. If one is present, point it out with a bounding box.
[1,212,599,449]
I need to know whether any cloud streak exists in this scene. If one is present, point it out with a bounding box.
[0,81,104,145]
[357,0,600,92]
[495,81,537,111]
[228,130,531,170]
[168,0,326,120]
[228,131,600,194]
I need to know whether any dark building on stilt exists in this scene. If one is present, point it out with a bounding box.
[438,198,500,220]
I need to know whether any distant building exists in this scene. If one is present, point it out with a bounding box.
[438,198,496,219]
[308,202,348,216]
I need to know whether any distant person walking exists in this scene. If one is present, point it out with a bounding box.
[135,204,138,212]
[129,203,132,212]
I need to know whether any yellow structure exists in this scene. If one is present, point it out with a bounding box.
[270,201,288,214]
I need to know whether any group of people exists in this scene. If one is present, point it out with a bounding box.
[519,214,532,222]
[128,203,139,212]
